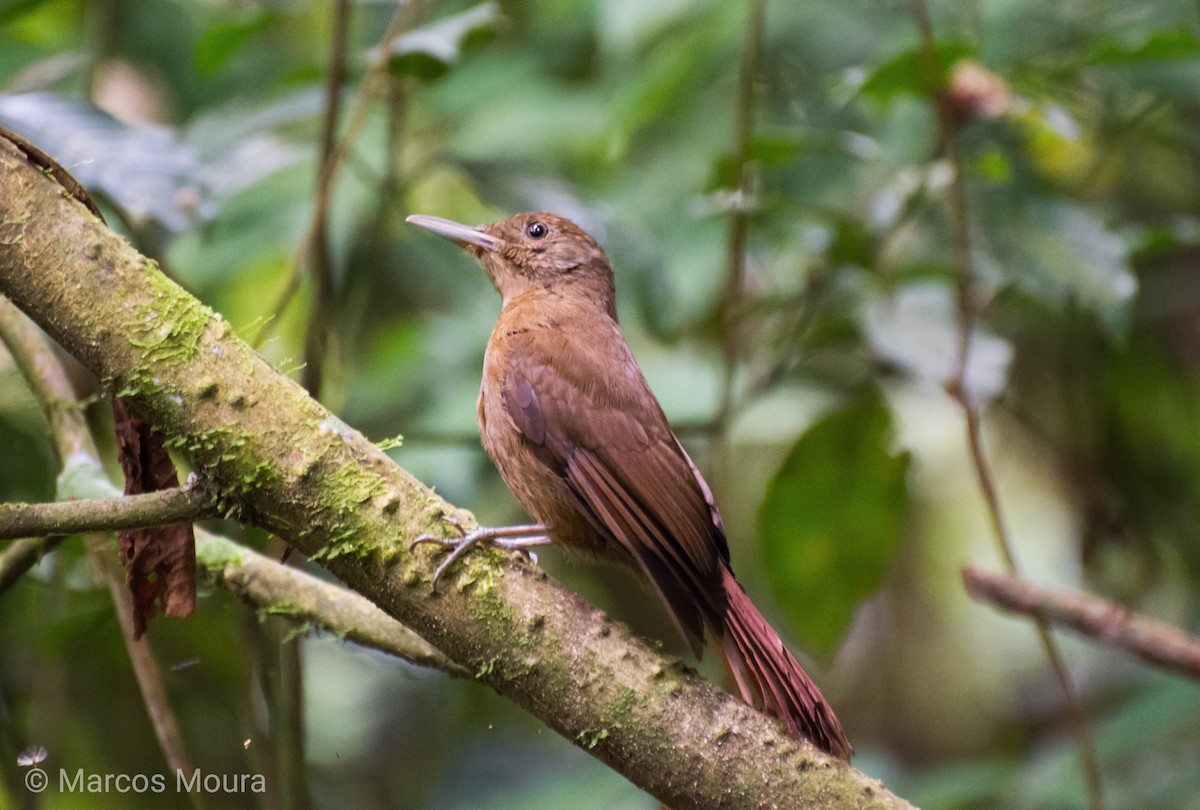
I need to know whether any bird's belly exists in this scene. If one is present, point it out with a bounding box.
[478,394,619,562]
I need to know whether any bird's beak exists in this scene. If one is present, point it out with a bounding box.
[406,214,501,252]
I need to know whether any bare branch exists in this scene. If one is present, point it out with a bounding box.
[964,566,1200,681]
[259,0,428,350]
[88,534,205,810]
[717,0,765,434]
[0,486,216,540]
[300,0,352,399]
[0,537,63,594]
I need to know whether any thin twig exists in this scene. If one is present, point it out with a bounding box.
[273,618,309,810]
[300,0,353,400]
[964,566,1200,681]
[357,72,410,297]
[88,534,205,810]
[717,0,766,434]
[0,501,462,673]
[906,2,1105,808]
[258,0,428,351]
[0,537,63,595]
[0,486,216,540]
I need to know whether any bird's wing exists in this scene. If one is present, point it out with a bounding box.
[502,325,728,654]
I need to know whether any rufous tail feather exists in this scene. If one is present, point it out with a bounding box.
[716,565,852,761]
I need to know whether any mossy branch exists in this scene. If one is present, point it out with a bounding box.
[196,528,469,676]
[0,139,911,809]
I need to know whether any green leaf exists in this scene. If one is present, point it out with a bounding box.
[757,393,909,658]
[749,136,808,166]
[827,215,875,268]
[1089,29,1200,65]
[859,42,974,101]
[0,0,57,26]
[195,11,279,76]
[379,2,502,81]
[707,137,807,192]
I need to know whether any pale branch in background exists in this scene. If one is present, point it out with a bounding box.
[0,536,62,595]
[963,565,1200,681]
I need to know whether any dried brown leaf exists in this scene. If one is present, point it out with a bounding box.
[112,397,196,639]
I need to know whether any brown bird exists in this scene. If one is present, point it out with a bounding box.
[407,211,852,760]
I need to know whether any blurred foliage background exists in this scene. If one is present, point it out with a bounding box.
[1,0,1199,807]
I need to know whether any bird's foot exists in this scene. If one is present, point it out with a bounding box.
[412,517,551,589]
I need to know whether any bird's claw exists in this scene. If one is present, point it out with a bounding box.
[411,520,552,590]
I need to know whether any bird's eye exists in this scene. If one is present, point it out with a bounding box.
[526,222,548,240]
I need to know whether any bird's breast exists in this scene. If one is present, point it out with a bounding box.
[477,328,617,560]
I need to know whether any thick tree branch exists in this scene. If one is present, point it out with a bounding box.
[964,565,1200,681]
[0,486,216,540]
[0,139,909,809]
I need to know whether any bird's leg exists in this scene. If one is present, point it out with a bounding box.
[411,515,552,587]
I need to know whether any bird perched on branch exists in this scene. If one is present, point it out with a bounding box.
[407,211,851,760]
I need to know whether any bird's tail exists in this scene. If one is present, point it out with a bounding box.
[716,565,852,761]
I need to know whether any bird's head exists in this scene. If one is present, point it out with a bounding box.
[407,211,616,316]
